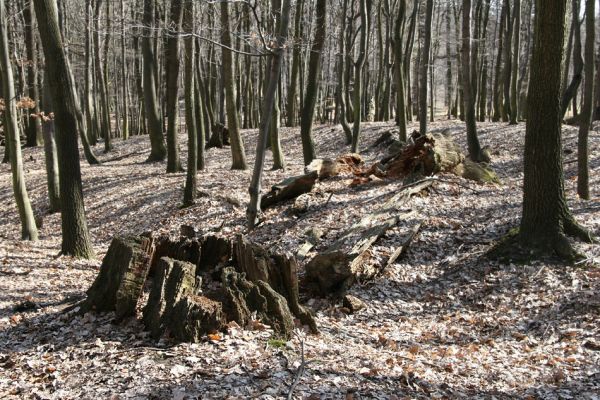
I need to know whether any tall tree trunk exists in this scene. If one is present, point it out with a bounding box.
[94,0,112,152]
[462,0,484,162]
[42,71,60,213]
[418,0,434,134]
[286,0,304,127]
[142,0,167,161]
[120,0,129,140]
[23,1,42,147]
[300,0,327,164]
[220,1,247,170]
[351,0,370,152]
[336,0,352,144]
[247,0,291,228]
[34,0,95,257]
[561,0,583,119]
[520,0,594,258]
[394,0,408,141]
[0,0,38,240]
[182,0,196,206]
[165,0,184,173]
[492,0,506,121]
[577,0,594,199]
[509,0,520,124]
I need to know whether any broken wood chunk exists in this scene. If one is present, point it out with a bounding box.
[80,235,154,319]
[305,158,339,179]
[170,295,225,342]
[142,257,198,340]
[342,294,366,313]
[306,180,432,295]
[232,236,318,333]
[260,171,319,210]
[221,267,295,338]
[198,234,232,272]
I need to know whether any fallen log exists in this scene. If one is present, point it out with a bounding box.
[80,235,154,319]
[306,180,431,295]
[260,171,319,210]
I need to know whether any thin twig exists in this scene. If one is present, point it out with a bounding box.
[287,338,306,400]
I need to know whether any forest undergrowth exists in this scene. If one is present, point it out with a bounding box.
[0,121,598,399]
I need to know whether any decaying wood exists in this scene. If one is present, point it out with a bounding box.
[305,158,339,178]
[221,267,295,338]
[142,257,199,340]
[198,234,232,272]
[170,295,225,342]
[357,132,499,184]
[80,235,154,319]
[233,236,318,333]
[260,171,319,209]
[306,180,432,295]
[297,227,327,259]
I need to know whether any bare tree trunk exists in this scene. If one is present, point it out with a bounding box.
[351,0,371,152]
[0,0,38,240]
[220,1,247,170]
[247,0,292,228]
[394,0,408,141]
[142,0,167,161]
[182,0,196,206]
[418,0,434,134]
[509,0,520,124]
[34,0,95,257]
[300,0,327,164]
[577,0,594,199]
[165,0,184,173]
[561,0,583,120]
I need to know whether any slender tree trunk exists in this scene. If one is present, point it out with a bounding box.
[351,0,370,152]
[418,0,434,134]
[182,0,196,206]
[0,0,38,240]
[220,1,247,169]
[509,0,520,124]
[300,0,327,164]
[561,0,583,120]
[577,0,594,199]
[492,0,506,121]
[165,0,184,173]
[462,0,484,162]
[142,0,167,161]
[286,0,304,127]
[336,0,352,143]
[120,0,129,140]
[23,1,43,147]
[34,0,95,257]
[42,72,60,213]
[394,0,407,141]
[247,0,291,228]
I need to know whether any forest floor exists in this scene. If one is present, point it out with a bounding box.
[0,120,599,399]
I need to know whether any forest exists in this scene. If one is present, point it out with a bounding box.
[0,0,598,398]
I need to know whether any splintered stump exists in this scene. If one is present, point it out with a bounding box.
[221,267,295,338]
[142,257,200,339]
[306,180,432,295]
[80,236,154,319]
[233,236,318,333]
[260,171,319,210]
[170,295,225,342]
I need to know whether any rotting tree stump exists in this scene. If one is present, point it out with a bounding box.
[80,235,154,319]
[233,236,318,333]
[142,257,200,340]
[306,180,432,295]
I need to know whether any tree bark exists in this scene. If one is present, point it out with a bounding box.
[0,0,38,240]
[34,0,94,257]
[165,0,184,173]
[299,0,327,164]
[577,0,594,199]
[418,0,434,135]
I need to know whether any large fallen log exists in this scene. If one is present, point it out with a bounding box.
[80,235,154,319]
[260,171,319,210]
[306,180,432,295]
